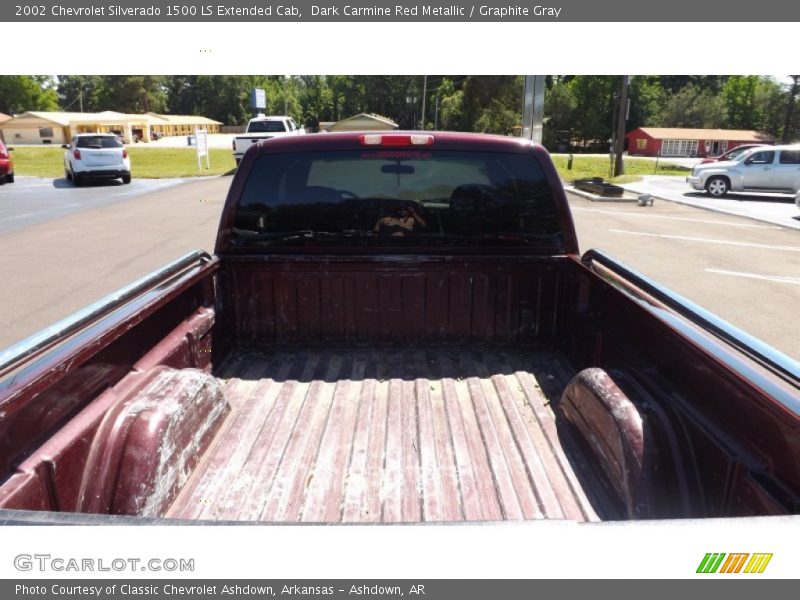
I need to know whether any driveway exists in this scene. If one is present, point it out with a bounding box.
[0,176,190,234]
[622,175,800,230]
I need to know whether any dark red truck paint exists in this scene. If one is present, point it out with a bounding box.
[0,132,797,523]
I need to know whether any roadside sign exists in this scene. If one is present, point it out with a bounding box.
[251,88,266,110]
[195,127,210,170]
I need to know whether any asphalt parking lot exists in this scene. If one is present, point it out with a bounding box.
[0,176,189,234]
[570,194,800,360]
[623,175,800,230]
[0,177,798,361]
[0,176,230,347]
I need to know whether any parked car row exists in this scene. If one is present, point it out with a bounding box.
[687,144,800,197]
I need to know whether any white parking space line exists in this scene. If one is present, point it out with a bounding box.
[608,229,800,253]
[6,181,51,188]
[705,268,800,286]
[572,207,782,229]
[2,212,37,221]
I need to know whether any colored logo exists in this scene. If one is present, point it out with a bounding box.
[696,553,773,574]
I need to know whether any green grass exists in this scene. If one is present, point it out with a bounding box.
[551,155,689,184]
[129,148,235,178]
[12,146,687,184]
[10,146,235,179]
[8,147,63,178]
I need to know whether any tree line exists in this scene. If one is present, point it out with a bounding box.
[545,75,799,149]
[0,75,797,146]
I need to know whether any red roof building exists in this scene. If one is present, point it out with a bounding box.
[625,127,774,158]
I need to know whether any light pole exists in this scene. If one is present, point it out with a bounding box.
[421,75,427,130]
[284,75,290,115]
[521,76,546,143]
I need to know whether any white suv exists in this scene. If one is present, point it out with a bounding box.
[64,133,132,186]
[687,144,800,197]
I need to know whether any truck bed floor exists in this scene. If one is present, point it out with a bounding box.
[168,349,599,523]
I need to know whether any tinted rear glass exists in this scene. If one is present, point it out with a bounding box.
[231,150,563,251]
[76,136,123,149]
[779,150,800,164]
[248,121,287,133]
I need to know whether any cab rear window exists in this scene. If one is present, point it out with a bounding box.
[76,136,123,149]
[247,121,287,133]
[231,150,564,251]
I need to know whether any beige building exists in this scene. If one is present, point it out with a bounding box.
[321,113,399,132]
[0,111,222,145]
[148,114,223,138]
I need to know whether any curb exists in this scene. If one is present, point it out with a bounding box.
[564,185,639,203]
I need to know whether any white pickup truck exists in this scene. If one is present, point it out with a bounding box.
[232,115,305,165]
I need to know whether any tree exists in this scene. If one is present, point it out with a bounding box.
[752,77,787,136]
[542,78,576,148]
[568,76,616,147]
[658,84,726,128]
[166,76,265,125]
[166,75,201,115]
[461,76,523,135]
[628,76,667,130]
[474,98,520,135]
[0,76,59,114]
[327,76,367,122]
[57,76,104,112]
[722,76,761,129]
[658,76,728,95]
[201,75,258,124]
[95,76,168,113]
[436,78,464,131]
[298,75,334,128]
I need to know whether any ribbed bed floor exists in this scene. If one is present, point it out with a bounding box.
[167,349,599,523]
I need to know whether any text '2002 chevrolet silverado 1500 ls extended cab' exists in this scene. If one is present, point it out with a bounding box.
[0,131,798,525]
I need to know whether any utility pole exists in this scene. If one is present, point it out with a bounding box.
[614,75,629,177]
[434,95,439,131]
[79,90,83,112]
[420,75,427,130]
[782,75,799,144]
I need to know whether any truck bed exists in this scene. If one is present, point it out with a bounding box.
[168,349,599,523]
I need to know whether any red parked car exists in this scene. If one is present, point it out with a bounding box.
[698,143,767,164]
[0,140,13,184]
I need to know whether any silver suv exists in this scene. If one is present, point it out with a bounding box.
[687,144,800,197]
